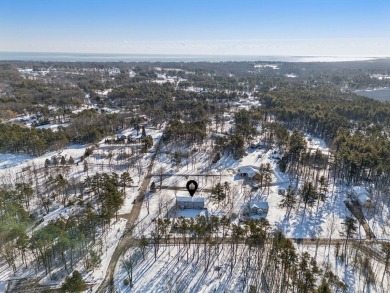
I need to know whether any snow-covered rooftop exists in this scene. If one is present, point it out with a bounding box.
[237,166,258,178]
[249,200,269,210]
[352,186,369,196]
[176,197,205,203]
[357,193,371,205]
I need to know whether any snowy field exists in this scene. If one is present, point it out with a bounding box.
[0,152,32,169]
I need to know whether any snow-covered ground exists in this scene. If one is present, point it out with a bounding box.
[0,125,164,290]
[134,130,389,242]
[87,219,127,292]
[35,123,69,131]
[95,88,112,96]
[0,153,32,169]
[153,73,186,85]
[112,240,389,293]
[1,108,389,292]
[285,73,298,78]
[297,243,389,293]
[254,64,279,70]
[0,144,86,175]
[113,244,262,293]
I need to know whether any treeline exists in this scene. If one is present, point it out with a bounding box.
[163,119,209,144]
[141,216,348,292]
[260,87,390,142]
[0,67,84,117]
[333,130,390,185]
[0,123,68,155]
[0,111,133,155]
[275,126,390,186]
[213,109,264,159]
[259,86,390,185]
[108,82,236,117]
[0,186,32,246]
[65,110,130,144]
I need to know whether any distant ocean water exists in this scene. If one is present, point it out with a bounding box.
[0,52,383,63]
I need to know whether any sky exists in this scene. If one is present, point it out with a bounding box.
[1,0,390,56]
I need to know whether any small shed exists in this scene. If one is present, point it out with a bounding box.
[176,197,205,209]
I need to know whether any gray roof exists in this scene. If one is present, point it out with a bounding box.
[238,166,258,177]
[176,197,205,203]
[357,193,371,204]
[249,201,269,209]
[352,186,369,196]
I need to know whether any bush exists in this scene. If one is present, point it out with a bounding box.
[84,147,94,157]
[68,156,75,164]
[61,270,87,292]
[212,152,221,163]
[51,273,59,281]
[150,181,156,192]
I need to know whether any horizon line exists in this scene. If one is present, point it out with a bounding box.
[1,50,389,58]
[1,51,389,63]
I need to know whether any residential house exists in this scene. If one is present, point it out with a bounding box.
[176,197,205,209]
[247,200,269,216]
[238,166,260,180]
[350,186,373,207]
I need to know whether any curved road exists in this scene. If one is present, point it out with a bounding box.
[97,139,162,293]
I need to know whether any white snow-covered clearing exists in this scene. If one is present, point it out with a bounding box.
[296,243,389,293]
[0,153,32,169]
[113,244,261,293]
[35,123,69,131]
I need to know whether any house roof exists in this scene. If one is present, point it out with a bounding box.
[358,193,371,204]
[249,201,269,210]
[352,186,369,196]
[238,166,258,178]
[176,197,205,203]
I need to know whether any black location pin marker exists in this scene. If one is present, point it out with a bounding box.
[186,180,198,197]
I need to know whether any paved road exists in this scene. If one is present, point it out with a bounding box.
[136,236,387,264]
[134,236,387,246]
[150,173,231,177]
